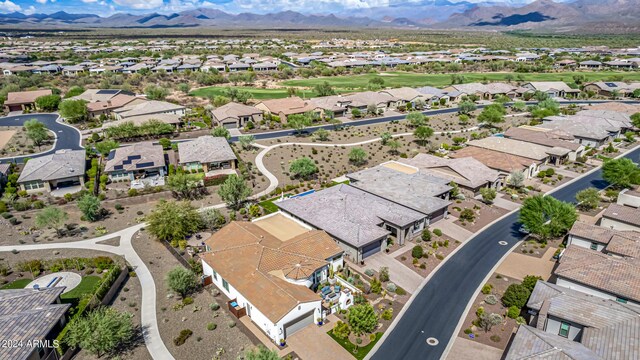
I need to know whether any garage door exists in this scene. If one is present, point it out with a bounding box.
[8,105,22,112]
[222,122,238,129]
[284,310,314,338]
[362,240,382,259]
[430,208,446,223]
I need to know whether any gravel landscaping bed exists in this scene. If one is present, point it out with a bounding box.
[450,199,510,233]
[132,229,255,360]
[395,234,460,277]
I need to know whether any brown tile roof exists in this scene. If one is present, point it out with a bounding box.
[505,325,602,360]
[504,127,581,151]
[606,234,640,258]
[450,146,539,174]
[5,89,52,105]
[399,153,499,189]
[257,96,318,116]
[569,222,622,245]
[555,245,640,303]
[86,94,139,112]
[201,221,342,323]
[602,204,640,227]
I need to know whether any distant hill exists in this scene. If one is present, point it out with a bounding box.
[0,1,639,33]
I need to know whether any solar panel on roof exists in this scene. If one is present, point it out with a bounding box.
[605,83,618,87]
[96,89,120,95]
[114,165,123,170]
[107,151,115,161]
[136,162,155,169]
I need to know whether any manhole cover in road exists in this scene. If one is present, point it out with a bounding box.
[498,241,508,246]
[426,337,439,346]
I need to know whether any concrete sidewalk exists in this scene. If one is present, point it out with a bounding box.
[436,217,474,243]
[492,195,520,211]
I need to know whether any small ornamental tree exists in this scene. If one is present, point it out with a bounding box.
[332,320,351,340]
[575,187,601,210]
[502,283,531,308]
[59,99,88,123]
[24,119,49,148]
[347,303,378,336]
[238,135,255,150]
[348,147,367,165]
[413,126,434,146]
[458,100,476,115]
[508,171,525,188]
[35,94,61,112]
[521,275,543,293]
[314,128,330,141]
[478,312,503,332]
[94,140,119,157]
[35,207,68,237]
[77,194,102,222]
[218,174,251,210]
[406,111,427,127]
[289,157,318,179]
[166,266,198,298]
[421,229,432,242]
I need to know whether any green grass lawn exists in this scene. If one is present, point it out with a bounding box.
[0,278,32,289]
[327,330,383,360]
[281,71,640,90]
[60,275,101,305]
[190,86,321,100]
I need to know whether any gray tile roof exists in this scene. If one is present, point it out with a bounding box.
[211,102,261,123]
[277,184,425,247]
[346,165,452,215]
[178,136,237,165]
[506,325,602,360]
[467,137,551,161]
[17,149,86,183]
[504,127,582,151]
[399,154,499,189]
[0,288,70,360]
[526,281,640,360]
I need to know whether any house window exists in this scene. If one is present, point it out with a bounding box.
[211,269,218,281]
[559,322,570,337]
[590,242,598,250]
[616,297,628,304]
[222,278,229,292]
[23,181,45,190]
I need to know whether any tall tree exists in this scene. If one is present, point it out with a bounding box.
[519,195,578,240]
[24,119,49,148]
[167,173,204,200]
[64,307,134,358]
[458,100,476,115]
[575,188,601,210]
[94,140,119,157]
[347,303,378,336]
[35,207,68,237]
[477,104,506,126]
[35,94,61,112]
[147,200,202,241]
[217,174,251,210]
[602,158,640,189]
[59,99,88,123]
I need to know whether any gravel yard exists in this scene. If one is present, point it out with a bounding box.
[132,229,255,360]
[0,126,54,157]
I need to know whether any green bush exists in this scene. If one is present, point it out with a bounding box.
[421,229,431,242]
[545,168,555,176]
[485,295,498,305]
[0,201,6,213]
[381,308,393,321]
[481,284,493,295]
[433,229,442,236]
[507,306,520,319]
[182,297,194,305]
[502,284,531,308]
[173,329,193,346]
[411,246,424,259]
[210,303,220,311]
[207,323,217,331]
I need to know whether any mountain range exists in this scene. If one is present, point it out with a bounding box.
[0,0,638,33]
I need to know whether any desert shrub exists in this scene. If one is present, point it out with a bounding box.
[481,284,493,295]
[433,229,442,236]
[207,323,217,331]
[381,308,393,321]
[421,229,431,242]
[173,329,193,346]
[485,295,498,305]
[412,246,424,259]
[364,269,375,277]
[210,303,220,311]
[502,284,531,308]
[182,297,194,305]
[386,282,397,293]
[507,306,520,319]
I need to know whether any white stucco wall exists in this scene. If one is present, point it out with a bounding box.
[617,190,640,208]
[600,217,640,232]
[555,277,638,305]
[202,260,322,342]
[567,235,606,252]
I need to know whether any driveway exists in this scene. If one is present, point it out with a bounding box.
[0,113,82,164]
[355,252,424,294]
[446,337,502,360]
[495,246,557,281]
[436,217,474,243]
[491,194,520,211]
[285,314,352,360]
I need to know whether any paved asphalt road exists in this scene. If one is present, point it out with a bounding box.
[0,113,82,164]
[371,146,640,360]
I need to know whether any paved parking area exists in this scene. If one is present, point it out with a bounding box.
[447,337,503,360]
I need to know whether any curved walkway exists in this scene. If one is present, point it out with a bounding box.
[0,223,175,360]
[0,113,83,164]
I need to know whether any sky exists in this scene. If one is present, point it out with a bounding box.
[0,0,540,16]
